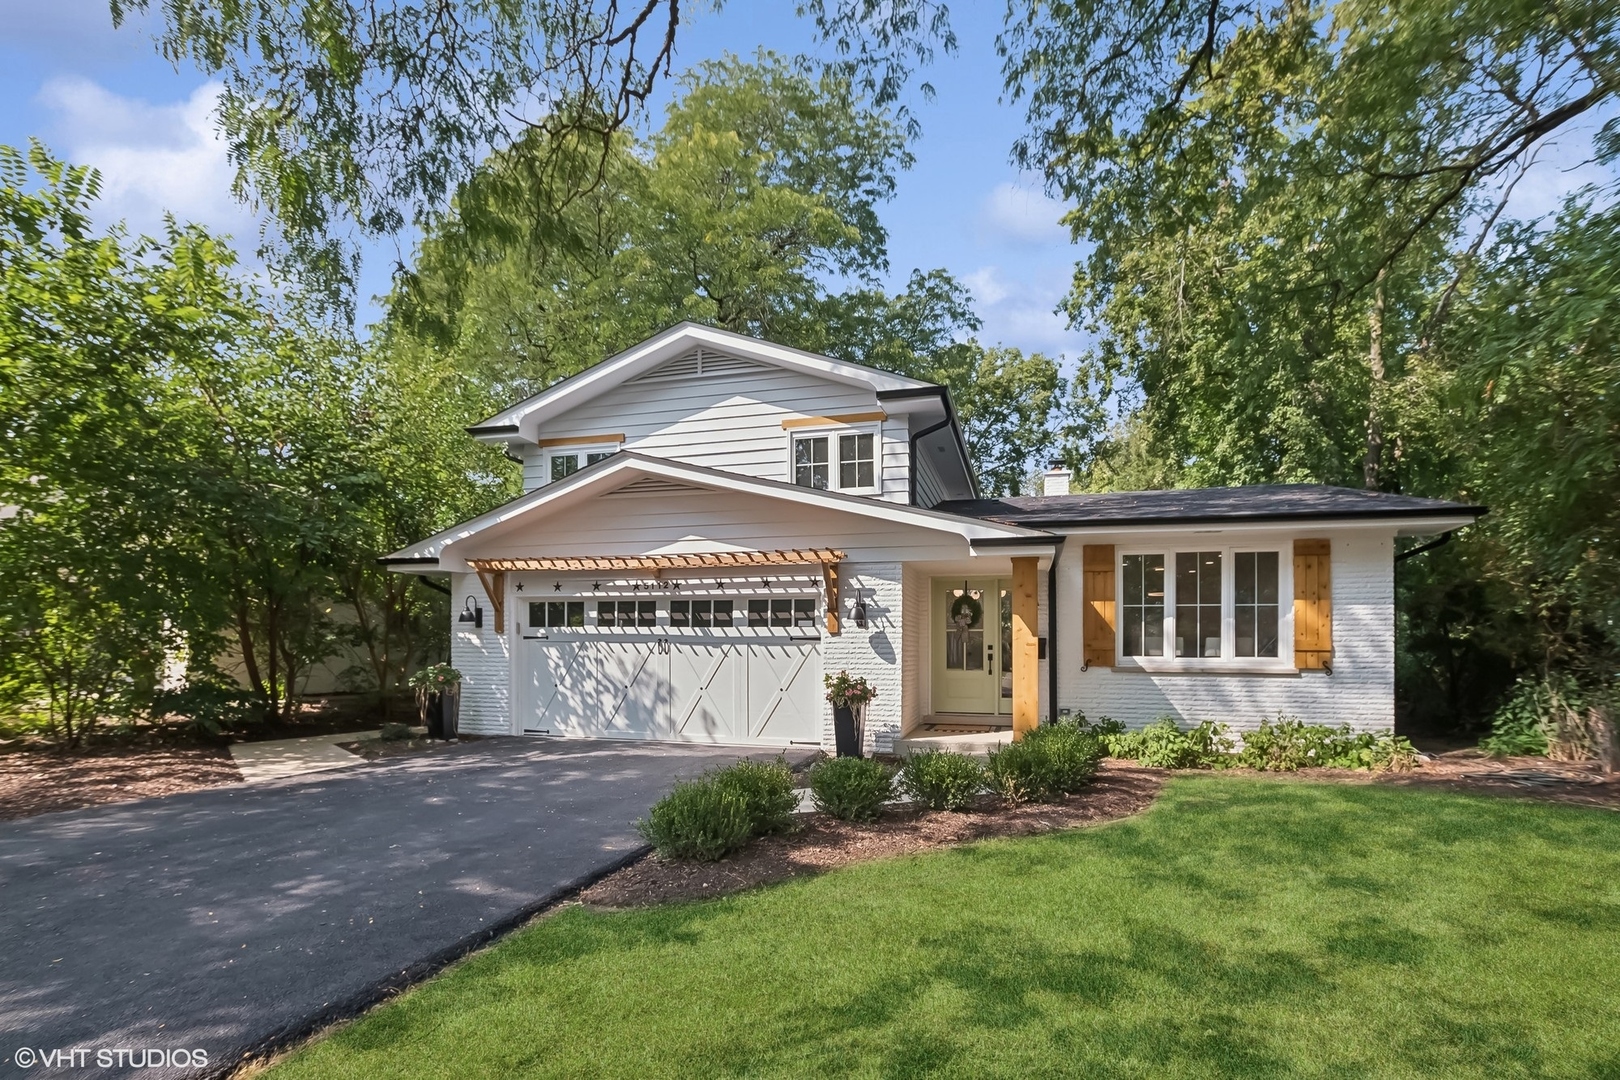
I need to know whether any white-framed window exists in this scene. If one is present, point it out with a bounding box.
[792,435,831,489]
[1118,544,1290,668]
[789,424,879,493]
[547,444,619,483]
[669,599,735,628]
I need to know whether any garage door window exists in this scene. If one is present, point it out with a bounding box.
[670,599,734,628]
[597,600,655,627]
[747,598,817,629]
[528,600,584,628]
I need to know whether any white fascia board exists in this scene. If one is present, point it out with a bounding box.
[470,323,936,442]
[383,453,1049,571]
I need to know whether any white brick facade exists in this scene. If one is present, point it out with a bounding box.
[449,572,511,736]
[1053,533,1395,735]
[822,562,904,753]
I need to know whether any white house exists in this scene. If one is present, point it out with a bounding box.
[383,323,1483,753]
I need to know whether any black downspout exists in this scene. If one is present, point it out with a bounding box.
[415,576,453,596]
[1395,531,1453,563]
[1047,550,1059,726]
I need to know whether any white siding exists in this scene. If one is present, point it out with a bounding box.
[824,562,904,753]
[525,365,911,496]
[1052,531,1395,735]
[914,450,947,508]
[462,488,978,566]
[449,572,511,736]
[879,417,911,504]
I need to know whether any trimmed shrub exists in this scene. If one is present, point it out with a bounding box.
[637,778,754,861]
[986,722,1104,803]
[897,750,985,811]
[712,757,799,836]
[379,721,413,741]
[637,757,803,861]
[1106,717,1233,769]
[809,756,894,821]
[1236,716,1418,772]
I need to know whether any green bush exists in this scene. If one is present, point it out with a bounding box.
[1480,675,1592,757]
[1074,714,1126,737]
[809,756,894,821]
[897,750,985,811]
[1230,716,1418,772]
[712,757,799,836]
[1105,717,1233,768]
[379,721,413,741]
[637,778,754,861]
[637,757,805,861]
[986,722,1104,803]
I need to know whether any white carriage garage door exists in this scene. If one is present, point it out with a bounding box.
[516,598,824,747]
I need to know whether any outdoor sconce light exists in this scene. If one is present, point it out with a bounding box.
[851,595,869,630]
[458,597,483,629]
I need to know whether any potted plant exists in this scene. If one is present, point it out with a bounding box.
[825,671,877,758]
[408,664,463,740]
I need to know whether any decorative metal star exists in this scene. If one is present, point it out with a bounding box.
[515,582,524,592]
[592,581,602,591]
[553,581,563,592]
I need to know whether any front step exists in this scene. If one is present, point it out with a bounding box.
[893,728,1015,757]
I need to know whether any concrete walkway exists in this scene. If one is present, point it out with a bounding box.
[1,738,813,1079]
[226,730,380,782]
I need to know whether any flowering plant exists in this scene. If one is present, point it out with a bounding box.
[824,670,877,709]
[408,663,462,691]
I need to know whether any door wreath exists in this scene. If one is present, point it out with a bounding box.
[948,591,983,629]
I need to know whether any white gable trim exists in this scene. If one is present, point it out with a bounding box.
[383,452,1051,570]
[469,324,936,442]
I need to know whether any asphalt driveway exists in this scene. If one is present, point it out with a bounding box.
[0,738,810,1078]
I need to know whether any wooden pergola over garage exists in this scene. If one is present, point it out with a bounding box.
[467,550,847,635]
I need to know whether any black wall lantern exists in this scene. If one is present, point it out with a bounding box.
[851,593,869,630]
[458,596,483,629]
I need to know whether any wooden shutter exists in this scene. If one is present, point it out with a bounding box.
[1082,544,1116,669]
[1293,539,1332,670]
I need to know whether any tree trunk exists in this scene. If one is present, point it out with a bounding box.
[234,592,266,704]
[1363,269,1387,491]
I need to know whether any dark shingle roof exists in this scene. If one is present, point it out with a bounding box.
[936,484,1486,529]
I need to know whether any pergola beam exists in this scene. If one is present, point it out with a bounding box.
[467,550,845,573]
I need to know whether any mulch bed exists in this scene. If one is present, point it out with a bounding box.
[578,763,1166,909]
[1377,751,1620,809]
[0,744,241,821]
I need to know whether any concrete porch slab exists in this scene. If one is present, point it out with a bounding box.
[893,728,1016,757]
[228,730,381,782]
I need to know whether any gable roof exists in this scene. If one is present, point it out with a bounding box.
[382,452,1053,570]
[937,485,1487,530]
[468,322,938,440]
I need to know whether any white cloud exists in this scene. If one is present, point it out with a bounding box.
[962,263,1089,356]
[35,76,265,242]
[977,181,1070,247]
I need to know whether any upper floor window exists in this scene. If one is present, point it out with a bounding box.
[549,447,616,483]
[791,425,879,493]
[793,436,830,489]
[1120,547,1284,663]
[839,433,875,489]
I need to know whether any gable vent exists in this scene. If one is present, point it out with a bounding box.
[632,347,766,383]
[606,476,708,497]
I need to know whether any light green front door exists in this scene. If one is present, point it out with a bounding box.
[932,578,1003,714]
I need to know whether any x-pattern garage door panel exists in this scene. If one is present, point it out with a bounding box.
[745,644,822,743]
[594,639,669,740]
[520,635,821,746]
[668,643,739,742]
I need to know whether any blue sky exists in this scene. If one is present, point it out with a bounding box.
[1,0,1612,361]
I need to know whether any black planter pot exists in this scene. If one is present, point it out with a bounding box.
[424,693,445,739]
[833,705,861,758]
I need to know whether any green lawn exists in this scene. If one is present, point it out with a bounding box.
[272,778,1620,1079]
